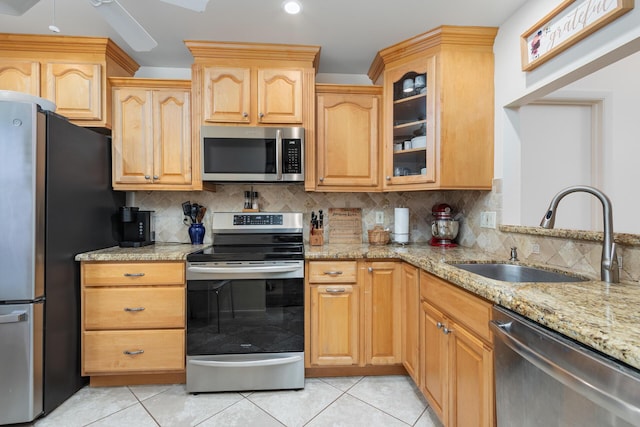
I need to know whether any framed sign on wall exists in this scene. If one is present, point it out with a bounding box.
[520,0,634,71]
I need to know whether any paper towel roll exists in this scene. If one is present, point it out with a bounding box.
[394,208,409,243]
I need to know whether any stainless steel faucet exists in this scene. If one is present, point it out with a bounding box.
[540,185,619,283]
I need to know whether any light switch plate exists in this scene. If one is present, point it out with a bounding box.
[375,211,384,224]
[480,211,496,229]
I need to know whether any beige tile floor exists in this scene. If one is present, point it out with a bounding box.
[32,375,442,427]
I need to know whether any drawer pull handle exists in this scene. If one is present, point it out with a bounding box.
[124,273,145,277]
[123,350,144,356]
[326,288,346,293]
[124,307,145,312]
[323,271,343,276]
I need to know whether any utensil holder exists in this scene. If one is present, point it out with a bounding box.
[310,228,324,246]
[188,223,205,245]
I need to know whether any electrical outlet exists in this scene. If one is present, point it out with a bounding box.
[375,211,384,224]
[480,211,496,229]
[531,243,540,254]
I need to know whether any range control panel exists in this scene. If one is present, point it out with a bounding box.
[233,214,284,226]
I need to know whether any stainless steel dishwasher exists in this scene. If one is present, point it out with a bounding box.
[491,306,640,427]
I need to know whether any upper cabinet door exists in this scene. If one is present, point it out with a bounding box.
[257,68,303,123]
[384,55,436,190]
[203,66,251,123]
[152,90,192,185]
[316,90,380,189]
[44,62,102,121]
[112,88,154,185]
[0,60,40,95]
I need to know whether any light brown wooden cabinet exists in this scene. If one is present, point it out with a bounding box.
[306,261,360,366]
[110,78,194,191]
[362,261,402,365]
[312,84,382,191]
[202,66,303,125]
[81,261,186,386]
[306,260,403,370]
[369,25,498,191]
[0,34,138,129]
[401,263,420,384]
[419,270,494,427]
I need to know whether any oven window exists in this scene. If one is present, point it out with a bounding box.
[203,138,276,174]
[187,278,303,355]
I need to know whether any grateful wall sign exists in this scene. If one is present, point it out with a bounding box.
[521,0,634,71]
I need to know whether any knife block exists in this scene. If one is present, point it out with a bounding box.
[310,228,324,246]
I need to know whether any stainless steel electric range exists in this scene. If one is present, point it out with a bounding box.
[185,212,304,393]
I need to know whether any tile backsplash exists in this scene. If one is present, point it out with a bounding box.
[133,179,640,283]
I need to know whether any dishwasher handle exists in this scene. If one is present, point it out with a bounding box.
[491,320,640,423]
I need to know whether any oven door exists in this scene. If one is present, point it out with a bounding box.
[185,260,304,392]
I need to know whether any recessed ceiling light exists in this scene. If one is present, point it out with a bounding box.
[282,0,302,15]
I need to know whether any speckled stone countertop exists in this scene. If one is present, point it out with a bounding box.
[76,242,640,372]
[307,243,640,372]
[74,242,206,261]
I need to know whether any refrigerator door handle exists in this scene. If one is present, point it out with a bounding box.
[0,310,27,324]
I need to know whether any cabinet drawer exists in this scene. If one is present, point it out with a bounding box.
[421,271,492,342]
[82,262,185,286]
[84,287,185,330]
[83,329,184,374]
[308,261,357,283]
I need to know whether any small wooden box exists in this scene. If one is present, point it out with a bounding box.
[310,228,324,246]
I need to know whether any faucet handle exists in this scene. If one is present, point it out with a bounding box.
[509,247,519,261]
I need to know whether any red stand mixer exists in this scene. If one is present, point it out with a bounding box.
[429,203,459,247]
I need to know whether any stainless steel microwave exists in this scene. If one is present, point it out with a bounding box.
[201,126,304,182]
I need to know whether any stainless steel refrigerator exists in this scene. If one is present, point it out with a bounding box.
[0,98,124,424]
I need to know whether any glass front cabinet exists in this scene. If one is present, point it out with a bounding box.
[384,56,436,188]
[373,26,497,192]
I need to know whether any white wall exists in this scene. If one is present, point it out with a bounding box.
[495,0,640,233]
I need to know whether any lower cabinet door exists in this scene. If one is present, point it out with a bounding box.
[83,329,185,375]
[421,301,447,423]
[448,322,494,427]
[309,285,360,366]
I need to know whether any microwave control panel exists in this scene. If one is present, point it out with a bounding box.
[283,139,302,174]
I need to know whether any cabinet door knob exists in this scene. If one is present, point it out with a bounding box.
[319,177,324,182]
[259,112,264,119]
[443,327,453,335]
[242,112,248,118]
[368,267,373,273]
[153,175,159,180]
[144,175,151,180]
[436,322,444,329]
[386,176,391,181]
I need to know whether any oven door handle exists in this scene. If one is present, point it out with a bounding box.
[188,355,302,368]
[490,320,640,421]
[188,265,301,274]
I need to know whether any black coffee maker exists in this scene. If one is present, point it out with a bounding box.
[118,207,155,247]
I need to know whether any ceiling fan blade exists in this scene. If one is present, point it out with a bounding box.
[89,0,157,52]
[0,0,40,16]
[159,0,209,12]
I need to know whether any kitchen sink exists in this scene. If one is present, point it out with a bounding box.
[450,263,588,283]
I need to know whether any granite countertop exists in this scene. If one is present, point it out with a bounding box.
[76,242,640,372]
[74,242,206,261]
